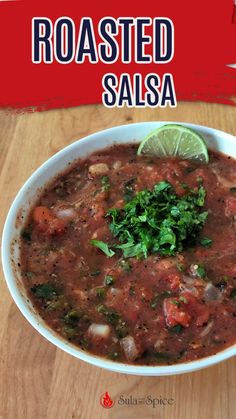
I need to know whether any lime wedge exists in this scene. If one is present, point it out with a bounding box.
[137,124,209,163]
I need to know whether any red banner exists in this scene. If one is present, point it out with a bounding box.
[1,0,236,111]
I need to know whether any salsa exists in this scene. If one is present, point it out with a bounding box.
[20,144,236,365]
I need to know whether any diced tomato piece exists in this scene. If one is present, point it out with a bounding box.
[194,305,210,326]
[181,292,210,326]
[107,291,141,324]
[47,218,66,235]
[163,298,191,328]
[174,183,187,196]
[165,272,181,291]
[33,206,52,224]
[225,196,236,217]
[33,206,66,235]
[123,305,141,323]
[106,282,150,324]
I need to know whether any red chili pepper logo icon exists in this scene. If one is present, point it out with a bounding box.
[100,391,115,408]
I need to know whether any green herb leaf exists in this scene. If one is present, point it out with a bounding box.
[150,291,172,309]
[115,321,128,338]
[152,352,175,363]
[196,264,206,278]
[118,259,131,272]
[63,309,83,324]
[46,296,69,311]
[90,270,101,276]
[96,304,120,325]
[197,176,203,184]
[171,299,180,307]
[90,240,115,257]
[63,326,77,340]
[123,178,136,202]
[31,283,57,299]
[108,351,120,360]
[230,289,236,300]
[55,187,68,197]
[176,263,185,272]
[179,296,188,304]
[95,287,106,299]
[168,324,184,334]
[184,166,195,174]
[200,237,212,248]
[24,271,34,279]
[21,228,32,242]
[101,175,110,192]
[104,275,114,286]
[129,286,135,296]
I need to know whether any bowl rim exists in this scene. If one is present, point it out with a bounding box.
[2,120,236,376]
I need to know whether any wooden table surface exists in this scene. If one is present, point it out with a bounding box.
[0,102,236,419]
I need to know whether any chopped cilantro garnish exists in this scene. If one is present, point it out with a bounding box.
[105,181,208,259]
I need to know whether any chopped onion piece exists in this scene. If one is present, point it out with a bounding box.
[88,323,110,339]
[113,160,122,170]
[53,206,77,221]
[204,283,221,302]
[179,283,198,296]
[182,275,195,285]
[120,335,139,361]
[154,339,164,350]
[200,320,214,337]
[88,163,109,177]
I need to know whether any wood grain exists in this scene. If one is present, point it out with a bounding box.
[0,103,235,419]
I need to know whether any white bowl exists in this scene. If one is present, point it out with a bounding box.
[2,121,236,376]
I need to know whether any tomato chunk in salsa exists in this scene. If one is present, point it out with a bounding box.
[20,144,236,365]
